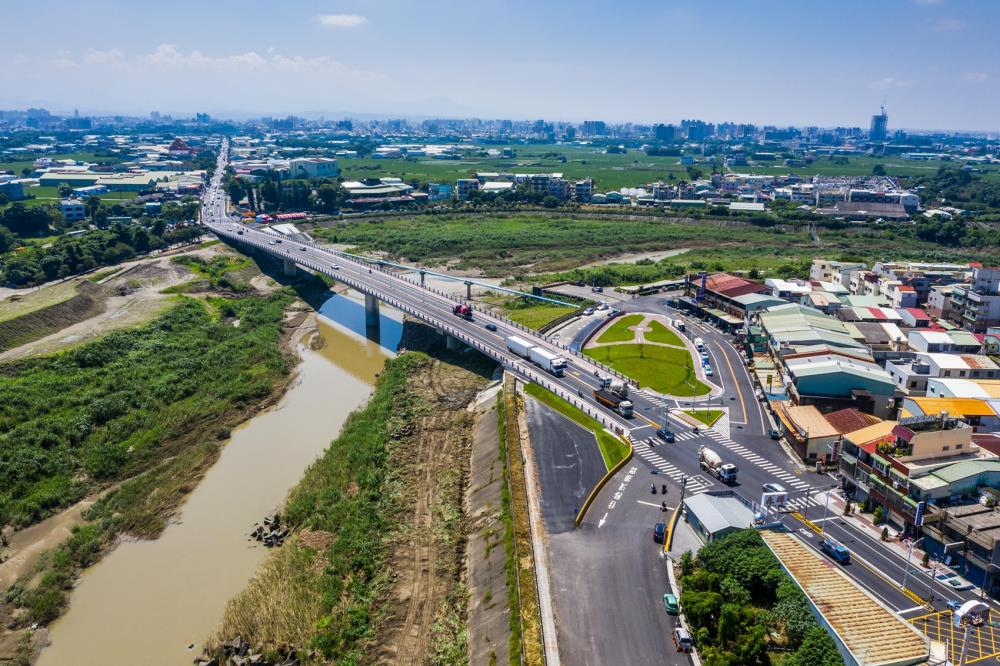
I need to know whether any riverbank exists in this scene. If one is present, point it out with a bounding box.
[0,265,334,663]
[206,322,500,664]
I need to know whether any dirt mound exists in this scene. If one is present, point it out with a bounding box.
[0,281,107,352]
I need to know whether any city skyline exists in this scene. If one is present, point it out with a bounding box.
[1,0,998,132]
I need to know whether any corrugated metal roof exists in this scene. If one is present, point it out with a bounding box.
[760,531,929,666]
[908,397,998,418]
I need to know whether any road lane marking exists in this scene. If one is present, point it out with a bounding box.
[637,500,675,509]
[714,340,747,425]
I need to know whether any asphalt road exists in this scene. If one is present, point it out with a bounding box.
[523,396,605,534]
[202,144,989,640]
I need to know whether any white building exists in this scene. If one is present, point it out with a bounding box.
[289,158,340,180]
[59,198,86,221]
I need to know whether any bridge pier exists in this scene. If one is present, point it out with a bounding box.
[282,257,297,276]
[464,280,473,299]
[365,293,380,328]
[419,269,426,286]
[446,335,463,351]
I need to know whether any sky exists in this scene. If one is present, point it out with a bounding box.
[1,0,998,131]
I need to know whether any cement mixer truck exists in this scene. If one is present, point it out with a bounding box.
[699,447,738,484]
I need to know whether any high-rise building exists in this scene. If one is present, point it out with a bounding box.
[870,105,888,142]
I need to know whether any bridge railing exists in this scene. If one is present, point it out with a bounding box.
[219,227,637,389]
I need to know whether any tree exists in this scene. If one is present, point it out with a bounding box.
[542,195,561,209]
[58,182,74,198]
[1,203,52,235]
[872,164,887,176]
[881,526,889,541]
[0,225,16,253]
[785,626,843,666]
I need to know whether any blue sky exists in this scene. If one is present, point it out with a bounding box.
[1,0,997,131]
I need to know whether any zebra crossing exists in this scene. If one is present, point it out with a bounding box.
[632,445,713,494]
[636,388,672,410]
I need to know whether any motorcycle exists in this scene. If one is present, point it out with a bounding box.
[661,484,667,494]
[651,484,657,495]
[660,501,668,512]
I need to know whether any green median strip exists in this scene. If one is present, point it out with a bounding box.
[643,320,684,346]
[595,313,643,343]
[685,409,723,427]
[523,383,629,470]
[584,343,709,396]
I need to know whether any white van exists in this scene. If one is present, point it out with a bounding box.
[673,319,685,332]
[694,337,705,351]
[673,627,693,653]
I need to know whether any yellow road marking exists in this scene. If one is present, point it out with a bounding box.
[715,340,747,424]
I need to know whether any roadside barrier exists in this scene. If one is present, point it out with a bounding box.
[573,434,634,528]
[663,495,684,554]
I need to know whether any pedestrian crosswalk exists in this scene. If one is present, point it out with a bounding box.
[636,389,672,410]
[632,445,713,494]
[630,415,826,510]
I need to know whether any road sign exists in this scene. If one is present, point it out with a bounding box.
[915,500,926,527]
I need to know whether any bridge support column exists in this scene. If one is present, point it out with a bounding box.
[365,293,380,328]
[283,257,297,276]
[464,280,473,299]
[419,270,426,286]
[446,335,462,351]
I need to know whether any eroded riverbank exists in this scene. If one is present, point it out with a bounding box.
[33,291,401,665]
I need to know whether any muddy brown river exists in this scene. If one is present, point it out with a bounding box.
[37,292,401,665]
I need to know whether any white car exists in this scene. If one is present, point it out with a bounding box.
[597,303,609,311]
[331,263,341,270]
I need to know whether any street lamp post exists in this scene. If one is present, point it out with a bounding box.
[901,537,926,595]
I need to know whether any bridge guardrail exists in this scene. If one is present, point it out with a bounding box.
[218,227,638,422]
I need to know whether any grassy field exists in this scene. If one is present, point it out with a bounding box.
[501,302,576,329]
[523,383,630,469]
[644,320,683,346]
[336,145,1000,192]
[596,314,642,343]
[585,343,708,396]
[314,212,992,282]
[685,409,723,426]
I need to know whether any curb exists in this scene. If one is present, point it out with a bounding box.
[574,436,634,528]
[663,499,684,554]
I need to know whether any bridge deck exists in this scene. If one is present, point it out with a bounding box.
[760,530,929,666]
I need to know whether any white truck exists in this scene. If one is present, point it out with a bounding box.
[528,346,567,377]
[699,447,738,484]
[506,335,533,358]
[694,337,705,351]
[506,336,567,378]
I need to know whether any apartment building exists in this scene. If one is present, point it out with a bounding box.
[950,267,1000,333]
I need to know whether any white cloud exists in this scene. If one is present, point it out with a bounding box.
[931,18,965,32]
[962,71,989,83]
[30,43,385,85]
[315,14,367,28]
[871,77,916,90]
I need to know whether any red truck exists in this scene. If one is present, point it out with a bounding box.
[453,304,473,320]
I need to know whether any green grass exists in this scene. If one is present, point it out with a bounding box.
[523,383,629,469]
[643,319,683,346]
[685,409,723,426]
[595,314,642,343]
[314,212,995,283]
[0,294,293,529]
[584,343,709,396]
[502,303,576,329]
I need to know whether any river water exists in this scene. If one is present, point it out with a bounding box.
[37,291,402,665]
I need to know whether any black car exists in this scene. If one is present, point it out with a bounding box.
[653,522,667,544]
[656,428,675,443]
[485,323,497,332]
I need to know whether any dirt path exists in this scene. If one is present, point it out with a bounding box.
[0,245,237,360]
[371,353,486,666]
